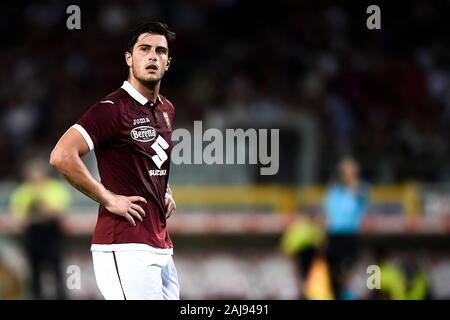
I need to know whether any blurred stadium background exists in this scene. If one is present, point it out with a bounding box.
[1,0,450,299]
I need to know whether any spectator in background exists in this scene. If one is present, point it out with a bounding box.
[324,157,370,299]
[9,158,70,300]
[370,250,429,300]
[280,213,326,299]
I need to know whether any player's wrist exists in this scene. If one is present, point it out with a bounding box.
[101,189,115,208]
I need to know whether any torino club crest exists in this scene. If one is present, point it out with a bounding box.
[163,111,171,130]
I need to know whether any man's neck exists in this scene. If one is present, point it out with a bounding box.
[345,179,359,191]
[128,77,160,103]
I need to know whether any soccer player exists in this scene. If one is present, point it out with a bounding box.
[49,22,179,300]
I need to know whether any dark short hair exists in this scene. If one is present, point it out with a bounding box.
[126,22,176,54]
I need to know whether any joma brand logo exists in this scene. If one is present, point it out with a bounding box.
[133,117,150,126]
[131,126,156,142]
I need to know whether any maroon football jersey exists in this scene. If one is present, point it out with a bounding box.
[74,81,174,250]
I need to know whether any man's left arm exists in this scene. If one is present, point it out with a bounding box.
[165,183,176,219]
[165,102,176,219]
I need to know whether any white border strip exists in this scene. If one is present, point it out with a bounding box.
[121,81,148,105]
[91,243,173,255]
[72,124,94,151]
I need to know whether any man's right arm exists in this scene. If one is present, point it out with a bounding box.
[49,127,146,226]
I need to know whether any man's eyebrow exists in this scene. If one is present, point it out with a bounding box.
[137,44,168,50]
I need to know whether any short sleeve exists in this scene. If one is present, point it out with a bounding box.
[73,101,120,150]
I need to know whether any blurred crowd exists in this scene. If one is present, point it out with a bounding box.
[280,157,446,300]
[0,0,450,184]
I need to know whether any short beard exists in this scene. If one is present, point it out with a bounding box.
[132,68,162,88]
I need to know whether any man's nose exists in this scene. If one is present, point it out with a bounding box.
[148,49,158,61]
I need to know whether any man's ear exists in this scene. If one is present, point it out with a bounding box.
[165,57,172,71]
[125,51,132,68]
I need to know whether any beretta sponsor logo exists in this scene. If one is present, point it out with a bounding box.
[131,126,156,142]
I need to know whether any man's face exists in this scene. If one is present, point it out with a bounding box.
[126,33,171,83]
[339,159,359,184]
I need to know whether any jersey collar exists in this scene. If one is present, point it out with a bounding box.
[121,81,163,106]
